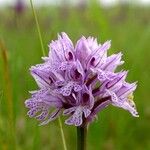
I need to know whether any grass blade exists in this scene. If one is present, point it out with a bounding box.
[0,39,16,149]
[58,117,67,150]
[29,1,67,149]
[30,0,45,56]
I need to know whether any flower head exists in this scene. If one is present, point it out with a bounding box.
[25,32,139,127]
[14,0,25,14]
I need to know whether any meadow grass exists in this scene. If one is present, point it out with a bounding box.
[0,2,150,150]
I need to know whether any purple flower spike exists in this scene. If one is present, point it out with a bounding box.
[25,32,139,126]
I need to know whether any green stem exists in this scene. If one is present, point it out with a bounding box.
[58,117,67,150]
[29,0,45,56]
[29,1,67,150]
[77,126,87,150]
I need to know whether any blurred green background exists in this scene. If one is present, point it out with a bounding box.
[0,0,150,149]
